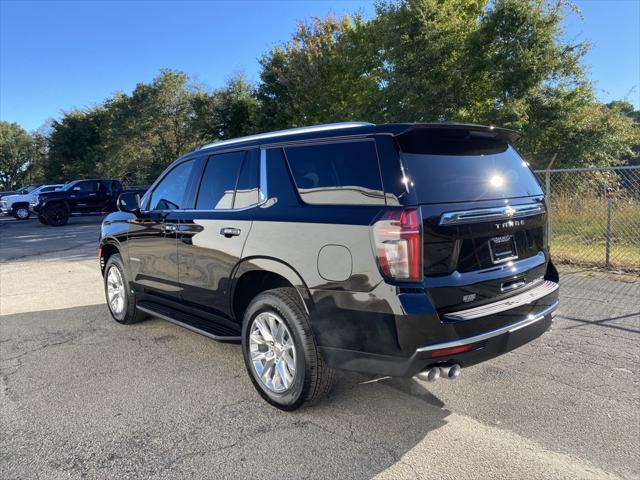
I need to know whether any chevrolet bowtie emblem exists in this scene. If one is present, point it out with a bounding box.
[504,206,516,217]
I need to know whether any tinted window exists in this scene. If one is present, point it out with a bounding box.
[396,128,543,203]
[285,141,384,205]
[196,151,245,210]
[149,160,194,210]
[75,181,98,193]
[401,145,543,203]
[233,151,261,209]
[100,180,115,192]
[60,181,80,191]
[20,185,39,193]
[40,186,59,193]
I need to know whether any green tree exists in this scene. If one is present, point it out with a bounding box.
[0,122,42,189]
[605,100,640,166]
[46,70,206,185]
[256,15,382,130]
[46,108,107,182]
[102,70,202,184]
[520,86,640,167]
[192,73,259,141]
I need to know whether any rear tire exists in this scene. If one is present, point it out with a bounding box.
[12,204,30,220]
[241,287,335,410]
[44,204,69,226]
[104,253,147,325]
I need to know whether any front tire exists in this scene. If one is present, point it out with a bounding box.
[44,204,69,226]
[37,215,48,225]
[241,287,334,410]
[12,205,30,220]
[104,254,147,325]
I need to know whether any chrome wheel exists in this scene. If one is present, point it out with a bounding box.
[249,312,297,393]
[16,207,29,219]
[106,266,126,316]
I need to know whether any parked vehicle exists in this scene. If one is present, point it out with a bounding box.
[99,122,559,410]
[0,190,16,200]
[32,179,145,226]
[1,184,63,219]
[0,184,41,202]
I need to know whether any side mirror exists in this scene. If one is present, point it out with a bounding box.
[117,192,141,213]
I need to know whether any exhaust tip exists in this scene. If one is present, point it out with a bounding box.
[416,367,440,383]
[440,364,461,381]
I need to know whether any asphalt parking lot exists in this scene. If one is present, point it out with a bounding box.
[1,215,639,479]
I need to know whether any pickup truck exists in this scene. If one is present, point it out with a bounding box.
[32,179,146,226]
[0,184,41,201]
[1,184,62,219]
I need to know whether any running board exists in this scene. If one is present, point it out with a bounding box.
[136,305,241,342]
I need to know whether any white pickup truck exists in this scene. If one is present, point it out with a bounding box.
[0,184,63,219]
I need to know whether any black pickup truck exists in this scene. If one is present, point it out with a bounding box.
[32,179,146,226]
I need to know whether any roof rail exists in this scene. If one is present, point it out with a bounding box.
[200,122,374,150]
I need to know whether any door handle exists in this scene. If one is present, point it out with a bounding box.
[163,223,178,233]
[89,193,96,196]
[220,227,241,237]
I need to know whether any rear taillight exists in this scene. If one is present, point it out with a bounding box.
[372,208,423,282]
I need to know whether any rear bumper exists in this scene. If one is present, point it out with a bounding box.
[312,279,559,377]
[319,300,557,377]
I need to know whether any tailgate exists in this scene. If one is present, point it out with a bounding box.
[420,198,550,313]
[395,125,553,315]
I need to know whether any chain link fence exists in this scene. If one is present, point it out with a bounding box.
[534,166,640,273]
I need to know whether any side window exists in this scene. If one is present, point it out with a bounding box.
[149,160,194,211]
[196,151,245,210]
[284,140,385,205]
[233,151,261,209]
[75,181,98,193]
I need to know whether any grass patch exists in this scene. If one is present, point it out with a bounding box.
[550,195,640,271]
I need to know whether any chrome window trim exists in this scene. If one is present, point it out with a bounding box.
[170,148,269,214]
[416,300,559,353]
[439,202,545,226]
[200,122,374,150]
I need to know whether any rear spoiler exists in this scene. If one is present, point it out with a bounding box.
[386,122,521,144]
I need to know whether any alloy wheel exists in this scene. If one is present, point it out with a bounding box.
[106,266,126,316]
[249,311,297,393]
[16,207,29,219]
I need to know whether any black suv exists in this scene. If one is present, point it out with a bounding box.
[33,179,144,226]
[99,122,559,410]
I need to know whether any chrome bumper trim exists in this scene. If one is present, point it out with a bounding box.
[442,280,559,321]
[416,301,559,353]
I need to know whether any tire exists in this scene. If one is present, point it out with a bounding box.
[241,287,335,410]
[12,204,30,220]
[37,215,49,225]
[103,253,147,325]
[44,204,69,226]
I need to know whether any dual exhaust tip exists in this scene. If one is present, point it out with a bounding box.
[416,364,461,383]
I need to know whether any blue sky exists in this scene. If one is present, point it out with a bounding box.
[1,0,638,132]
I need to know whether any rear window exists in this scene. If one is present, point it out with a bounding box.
[285,140,385,205]
[398,129,543,203]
